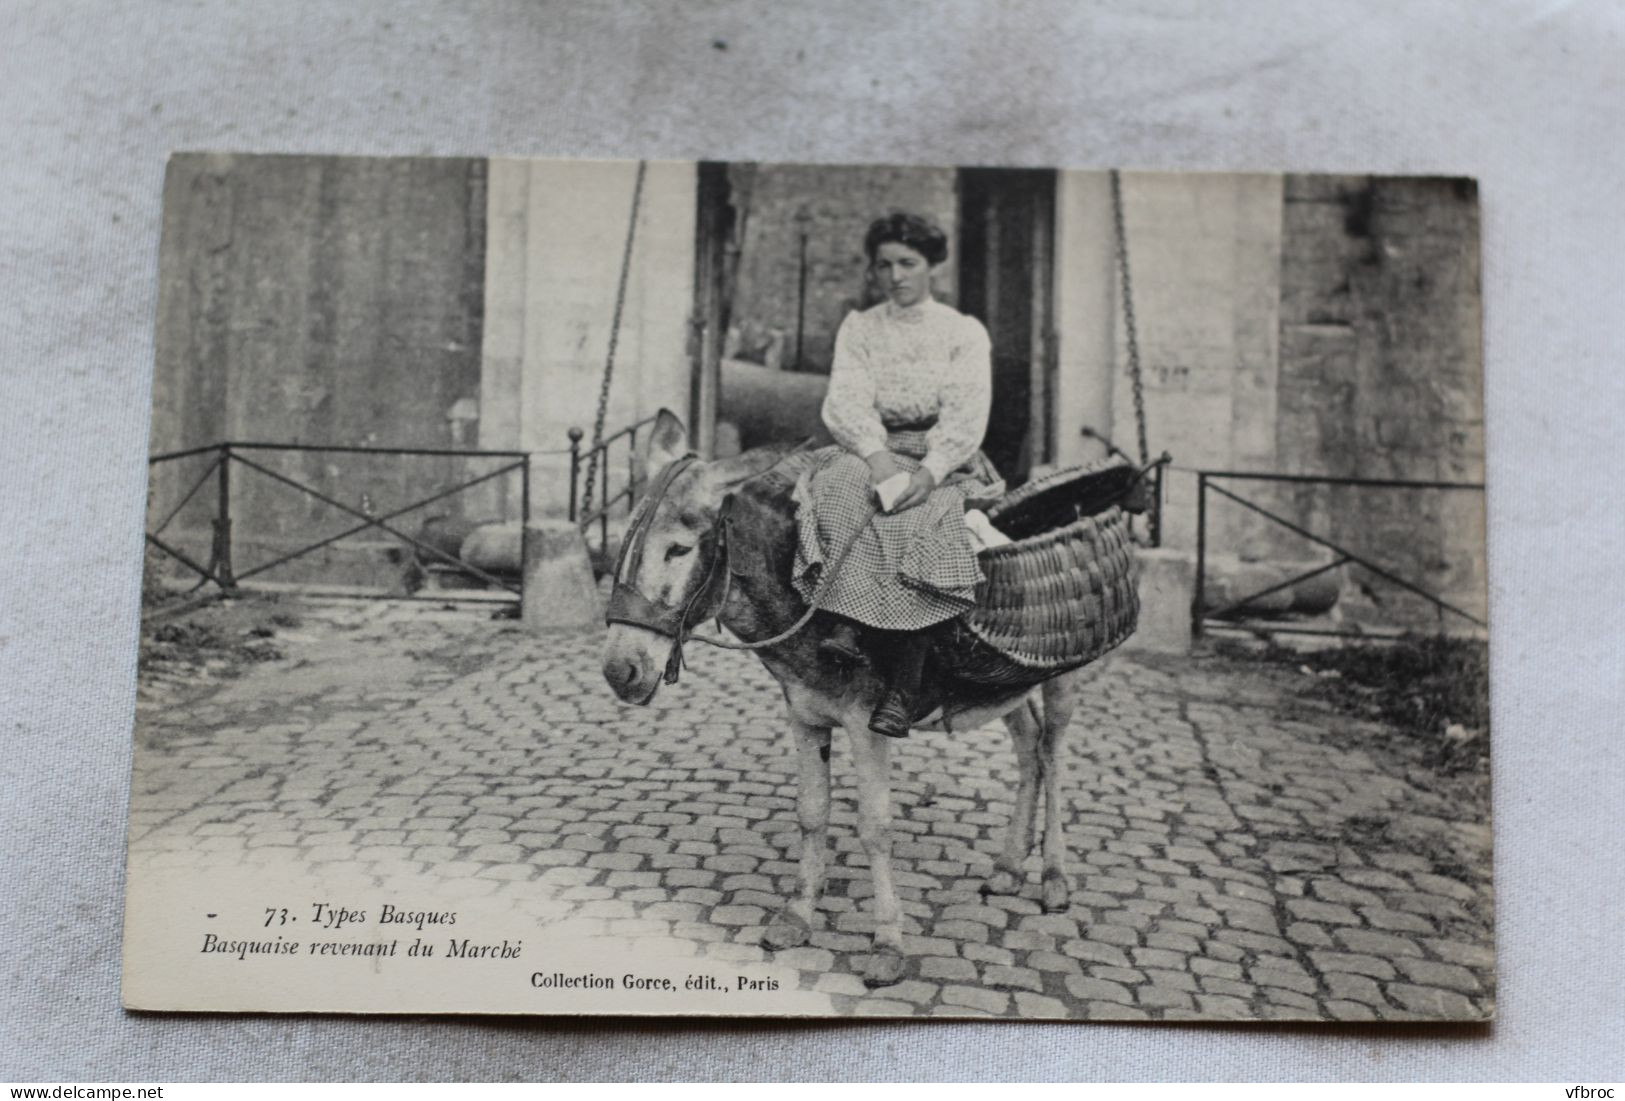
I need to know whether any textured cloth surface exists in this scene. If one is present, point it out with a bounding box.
[792,444,1003,629]
[821,299,994,486]
[2,0,1623,1084]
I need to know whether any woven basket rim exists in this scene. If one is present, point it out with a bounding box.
[985,454,1136,523]
[976,503,1125,562]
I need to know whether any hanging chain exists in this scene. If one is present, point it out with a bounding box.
[580,159,649,523]
[1110,169,1150,467]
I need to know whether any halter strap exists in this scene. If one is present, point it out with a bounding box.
[603,444,861,680]
[608,453,697,588]
[603,454,734,683]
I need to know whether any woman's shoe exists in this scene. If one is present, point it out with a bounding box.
[868,689,913,738]
[868,630,928,738]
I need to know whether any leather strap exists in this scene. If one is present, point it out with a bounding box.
[605,443,849,677]
[604,454,736,683]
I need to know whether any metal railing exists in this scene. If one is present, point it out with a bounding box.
[145,442,531,602]
[567,413,659,561]
[1194,469,1486,640]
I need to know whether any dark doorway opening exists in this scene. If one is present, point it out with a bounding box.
[692,162,965,456]
[957,167,1057,484]
[691,162,1054,474]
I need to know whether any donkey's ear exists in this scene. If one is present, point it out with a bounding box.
[644,408,689,478]
[705,441,798,488]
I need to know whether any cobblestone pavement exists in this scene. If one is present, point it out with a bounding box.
[130,599,1495,1021]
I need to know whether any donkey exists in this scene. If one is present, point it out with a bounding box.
[601,410,1086,987]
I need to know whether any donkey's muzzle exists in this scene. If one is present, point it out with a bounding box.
[601,636,659,704]
[602,659,642,701]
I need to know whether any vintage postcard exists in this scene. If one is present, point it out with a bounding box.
[124,154,1491,1020]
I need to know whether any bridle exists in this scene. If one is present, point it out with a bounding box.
[603,446,864,686]
[603,454,736,685]
[606,447,1164,688]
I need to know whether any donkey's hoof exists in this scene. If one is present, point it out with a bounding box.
[980,866,1023,897]
[859,947,906,988]
[763,910,812,951]
[1040,869,1071,914]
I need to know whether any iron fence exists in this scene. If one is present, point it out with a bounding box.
[567,413,659,562]
[145,442,531,603]
[1194,469,1486,640]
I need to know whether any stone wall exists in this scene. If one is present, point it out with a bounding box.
[149,153,488,587]
[1275,174,1486,626]
[146,157,1485,623]
[481,158,697,520]
[1052,170,1485,633]
[147,155,699,592]
[1054,171,1285,556]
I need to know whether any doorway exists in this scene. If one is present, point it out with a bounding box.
[957,167,1057,483]
[690,162,1055,481]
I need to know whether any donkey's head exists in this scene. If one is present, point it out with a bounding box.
[601,410,792,705]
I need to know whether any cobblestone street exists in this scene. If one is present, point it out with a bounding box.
[130,599,1495,1021]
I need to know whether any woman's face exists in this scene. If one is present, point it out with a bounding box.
[872,241,933,308]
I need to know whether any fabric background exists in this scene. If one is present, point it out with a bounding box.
[2,0,1620,1082]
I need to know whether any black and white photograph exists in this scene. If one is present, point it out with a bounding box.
[124,153,1491,1022]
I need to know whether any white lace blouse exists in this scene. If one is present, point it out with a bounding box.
[820,298,993,486]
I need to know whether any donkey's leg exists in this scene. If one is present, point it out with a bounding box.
[1037,673,1082,913]
[846,722,905,987]
[764,719,832,951]
[984,695,1042,897]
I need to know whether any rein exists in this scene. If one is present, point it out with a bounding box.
[607,449,1170,685]
[603,449,872,683]
[685,499,874,653]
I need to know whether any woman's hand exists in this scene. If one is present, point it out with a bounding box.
[866,450,906,486]
[891,466,936,512]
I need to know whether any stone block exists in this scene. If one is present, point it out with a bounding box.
[1392,956,1482,993]
[1061,939,1131,968]
[1028,950,1081,974]
[1385,983,1481,1019]
[1309,950,1397,980]
[1064,975,1133,1005]
[1014,992,1071,1019]
[1324,971,1384,1005]
[1325,999,1378,1021]
[1136,985,1194,1010]
[983,965,1044,992]
[919,956,979,982]
[522,520,602,631]
[1123,548,1193,655]
[1196,994,1254,1019]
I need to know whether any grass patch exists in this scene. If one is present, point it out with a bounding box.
[139,595,302,675]
[1217,634,1490,775]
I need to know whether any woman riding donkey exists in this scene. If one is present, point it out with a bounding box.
[602,211,1136,983]
[796,212,1004,739]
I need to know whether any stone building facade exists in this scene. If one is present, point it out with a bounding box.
[150,154,490,586]
[1272,174,1486,626]
[148,156,1484,628]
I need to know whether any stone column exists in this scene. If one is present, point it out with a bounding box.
[521,520,602,632]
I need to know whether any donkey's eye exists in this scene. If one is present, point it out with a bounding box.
[664,544,693,561]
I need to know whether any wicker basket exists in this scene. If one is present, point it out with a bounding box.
[944,458,1141,687]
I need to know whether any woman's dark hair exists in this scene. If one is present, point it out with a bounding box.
[863,212,949,266]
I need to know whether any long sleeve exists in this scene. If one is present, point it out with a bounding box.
[821,314,890,459]
[920,316,993,485]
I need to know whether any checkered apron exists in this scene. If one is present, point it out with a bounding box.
[792,430,1005,631]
